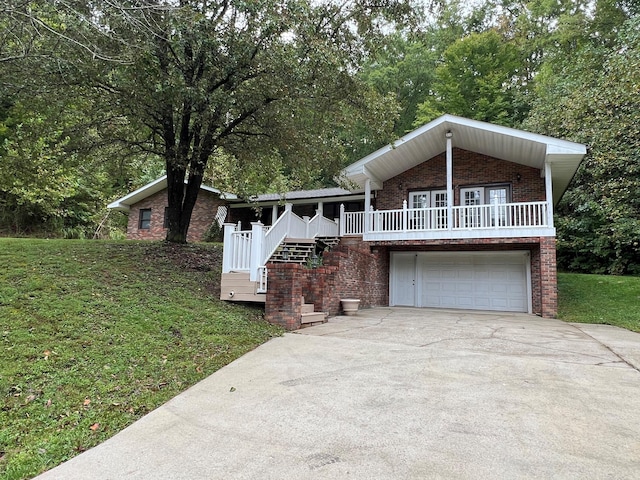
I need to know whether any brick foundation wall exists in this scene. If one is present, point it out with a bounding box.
[539,237,557,318]
[265,263,304,330]
[376,148,545,210]
[264,235,558,328]
[303,237,389,315]
[264,238,389,330]
[126,189,226,242]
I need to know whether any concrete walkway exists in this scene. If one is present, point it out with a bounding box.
[36,308,640,479]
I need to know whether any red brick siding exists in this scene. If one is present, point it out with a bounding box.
[265,263,304,330]
[303,237,389,315]
[377,148,545,210]
[539,237,557,318]
[264,238,389,330]
[127,189,226,242]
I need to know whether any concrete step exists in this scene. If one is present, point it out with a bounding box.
[301,303,315,314]
[300,312,326,324]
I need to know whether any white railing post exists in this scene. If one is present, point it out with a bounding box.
[364,178,371,234]
[249,222,264,282]
[370,205,375,233]
[339,204,345,236]
[303,216,311,238]
[222,223,237,273]
[285,203,293,234]
[402,200,408,232]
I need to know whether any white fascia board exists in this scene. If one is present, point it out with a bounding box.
[106,176,168,212]
[342,115,449,181]
[446,115,586,152]
[230,193,366,208]
[107,175,235,211]
[362,166,383,189]
[545,143,588,157]
[106,201,129,212]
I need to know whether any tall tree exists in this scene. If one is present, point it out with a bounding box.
[524,15,640,274]
[3,1,418,243]
[414,29,520,125]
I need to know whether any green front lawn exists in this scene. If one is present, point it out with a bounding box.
[0,239,282,480]
[558,272,640,332]
[1,239,638,479]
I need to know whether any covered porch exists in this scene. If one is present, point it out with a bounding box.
[341,114,586,242]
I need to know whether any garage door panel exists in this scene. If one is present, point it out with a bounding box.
[394,252,529,313]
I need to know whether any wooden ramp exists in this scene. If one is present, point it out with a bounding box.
[220,272,266,303]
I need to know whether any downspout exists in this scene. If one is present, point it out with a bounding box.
[446,130,453,230]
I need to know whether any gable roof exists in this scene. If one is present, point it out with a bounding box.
[107,175,237,212]
[342,114,587,204]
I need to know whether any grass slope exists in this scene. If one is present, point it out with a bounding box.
[558,272,640,332]
[0,239,282,480]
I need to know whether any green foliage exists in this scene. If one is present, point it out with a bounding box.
[414,29,520,126]
[558,273,640,332]
[0,239,282,479]
[525,16,640,274]
[202,220,223,243]
[360,33,438,139]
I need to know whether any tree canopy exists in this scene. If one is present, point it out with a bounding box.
[1,0,638,273]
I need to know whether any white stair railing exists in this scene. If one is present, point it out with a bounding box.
[222,222,252,273]
[223,205,339,284]
[308,212,339,238]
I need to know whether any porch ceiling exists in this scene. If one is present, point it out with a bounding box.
[342,114,587,205]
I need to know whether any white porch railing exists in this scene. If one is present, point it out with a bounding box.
[229,230,252,270]
[222,204,339,283]
[257,266,268,293]
[342,201,551,237]
[340,208,364,236]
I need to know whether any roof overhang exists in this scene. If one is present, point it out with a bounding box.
[342,114,587,205]
[107,175,236,212]
[229,187,364,208]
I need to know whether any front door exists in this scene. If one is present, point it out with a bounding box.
[431,191,448,229]
[487,187,509,226]
[390,253,416,306]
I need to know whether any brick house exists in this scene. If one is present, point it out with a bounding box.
[107,176,235,242]
[110,115,587,329]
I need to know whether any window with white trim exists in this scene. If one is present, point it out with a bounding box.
[139,208,151,230]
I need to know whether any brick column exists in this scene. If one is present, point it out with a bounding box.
[265,263,303,330]
[540,237,557,318]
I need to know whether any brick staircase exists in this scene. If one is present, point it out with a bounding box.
[300,296,327,326]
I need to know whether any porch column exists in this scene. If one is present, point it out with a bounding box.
[544,162,554,228]
[316,201,323,217]
[271,205,278,225]
[364,178,371,234]
[446,130,453,230]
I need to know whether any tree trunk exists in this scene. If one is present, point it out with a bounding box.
[165,163,204,243]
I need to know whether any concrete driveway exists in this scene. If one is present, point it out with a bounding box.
[36,308,640,479]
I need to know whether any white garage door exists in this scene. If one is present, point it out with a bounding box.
[390,252,530,313]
